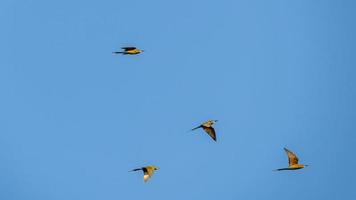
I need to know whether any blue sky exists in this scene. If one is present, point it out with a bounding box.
[1,0,356,199]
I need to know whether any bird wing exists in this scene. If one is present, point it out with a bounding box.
[191,125,202,131]
[131,168,143,172]
[143,174,150,182]
[122,47,137,51]
[203,127,217,141]
[284,148,299,166]
[143,167,155,182]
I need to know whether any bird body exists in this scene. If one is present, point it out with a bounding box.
[130,165,159,182]
[191,120,218,141]
[276,164,305,171]
[276,148,307,171]
[113,47,143,55]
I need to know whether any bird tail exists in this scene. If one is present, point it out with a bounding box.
[113,51,125,54]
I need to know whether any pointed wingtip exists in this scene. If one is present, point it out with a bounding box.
[191,125,202,131]
[129,168,141,172]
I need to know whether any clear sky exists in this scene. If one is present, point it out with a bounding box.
[1,0,356,199]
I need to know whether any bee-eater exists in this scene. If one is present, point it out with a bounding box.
[276,148,308,171]
[191,120,218,141]
[130,165,159,182]
[113,47,143,55]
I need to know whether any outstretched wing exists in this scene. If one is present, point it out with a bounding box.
[203,127,217,141]
[130,168,142,172]
[191,125,202,131]
[284,148,299,166]
[122,47,137,51]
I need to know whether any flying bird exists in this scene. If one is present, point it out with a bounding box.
[191,120,218,141]
[130,165,159,182]
[275,148,308,171]
[113,47,143,55]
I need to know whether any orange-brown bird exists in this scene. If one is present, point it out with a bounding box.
[130,165,159,182]
[276,148,308,171]
[191,120,218,141]
[113,47,143,55]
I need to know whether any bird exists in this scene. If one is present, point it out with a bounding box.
[275,148,308,171]
[191,120,218,141]
[130,165,159,182]
[113,47,143,55]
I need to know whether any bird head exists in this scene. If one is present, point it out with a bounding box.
[210,119,218,124]
[153,166,159,170]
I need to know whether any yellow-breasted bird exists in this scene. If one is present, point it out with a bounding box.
[275,148,308,171]
[130,165,159,182]
[113,47,143,55]
[191,120,218,141]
